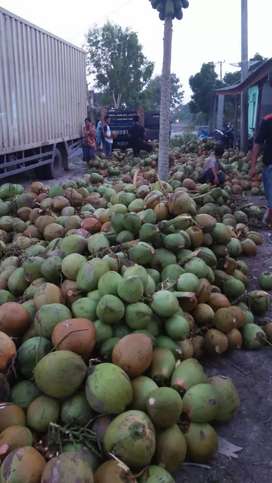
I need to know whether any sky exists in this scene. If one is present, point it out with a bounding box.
[1,0,272,102]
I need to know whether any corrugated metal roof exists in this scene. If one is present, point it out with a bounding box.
[215,58,272,96]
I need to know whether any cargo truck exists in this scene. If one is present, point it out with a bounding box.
[0,7,87,179]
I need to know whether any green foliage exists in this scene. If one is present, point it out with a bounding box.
[189,63,222,119]
[141,73,184,117]
[149,0,189,20]
[86,23,154,108]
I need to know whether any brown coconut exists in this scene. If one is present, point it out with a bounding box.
[227,328,243,349]
[0,332,16,371]
[0,303,30,337]
[52,318,96,359]
[112,333,153,377]
[34,283,62,309]
[209,293,231,311]
[0,404,26,433]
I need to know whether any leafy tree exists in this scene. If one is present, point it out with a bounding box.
[149,0,189,181]
[189,63,222,121]
[86,23,154,108]
[141,73,184,118]
[223,70,241,86]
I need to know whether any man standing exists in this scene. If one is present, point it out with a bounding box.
[82,118,96,163]
[251,114,272,225]
[102,116,113,158]
[129,116,153,156]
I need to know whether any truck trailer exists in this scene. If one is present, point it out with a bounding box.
[0,7,87,179]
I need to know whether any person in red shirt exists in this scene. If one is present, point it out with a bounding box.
[82,118,96,163]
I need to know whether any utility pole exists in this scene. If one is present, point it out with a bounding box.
[215,61,225,130]
[240,0,248,152]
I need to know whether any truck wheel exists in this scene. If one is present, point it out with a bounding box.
[36,149,64,179]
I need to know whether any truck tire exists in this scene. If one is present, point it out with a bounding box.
[36,148,65,179]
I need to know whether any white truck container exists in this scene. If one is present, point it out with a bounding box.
[0,7,87,179]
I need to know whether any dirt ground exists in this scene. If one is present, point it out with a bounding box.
[5,156,272,483]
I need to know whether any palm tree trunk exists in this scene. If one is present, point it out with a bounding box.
[158,17,173,181]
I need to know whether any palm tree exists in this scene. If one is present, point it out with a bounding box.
[149,0,189,180]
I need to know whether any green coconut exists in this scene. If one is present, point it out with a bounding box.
[60,234,87,255]
[62,444,99,471]
[161,264,184,283]
[139,466,175,483]
[124,212,142,233]
[72,297,97,320]
[117,277,144,304]
[41,256,62,283]
[146,268,161,285]
[114,325,130,338]
[8,268,28,295]
[96,295,125,325]
[17,337,52,378]
[146,387,183,428]
[123,265,148,288]
[227,238,242,258]
[116,230,134,243]
[85,363,133,414]
[165,313,190,340]
[242,323,266,349]
[212,223,232,244]
[184,258,209,279]
[34,350,87,399]
[103,410,156,467]
[151,290,179,318]
[223,277,245,301]
[185,422,218,462]
[94,320,113,345]
[41,452,94,483]
[61,254,86,280]
[144,275,156,297]
[11,381,40,409]
[171,358,208,394]
[139,223,160,243]
[22,257,43,282]
[155,336,180,356]
[155,424,187,472]
[100,337,120,359]
[126,302,153,330]
[0,290,15,305]
[88,233,110,255]
[61,392,93,426]
[129,242,154,266]
[150,348,176,386]
[209,375,240,422]
[0,447,46,483]
[76,259,110,292]
[151,249,177,270]
[98,271,123,296]
[27,395,60,433]
[183,383,219,423]
[177,273,200,293]
[248,290,270,315]
[22,300,36,322]
[23,278,46,300]
[163,233,185,252]
[131,376,159,411]
[34,303,72,338]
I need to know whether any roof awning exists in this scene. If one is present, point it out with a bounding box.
[215,58,272,96]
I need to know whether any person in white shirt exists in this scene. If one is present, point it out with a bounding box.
[199,144,225,185]
[102,116,113,158]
